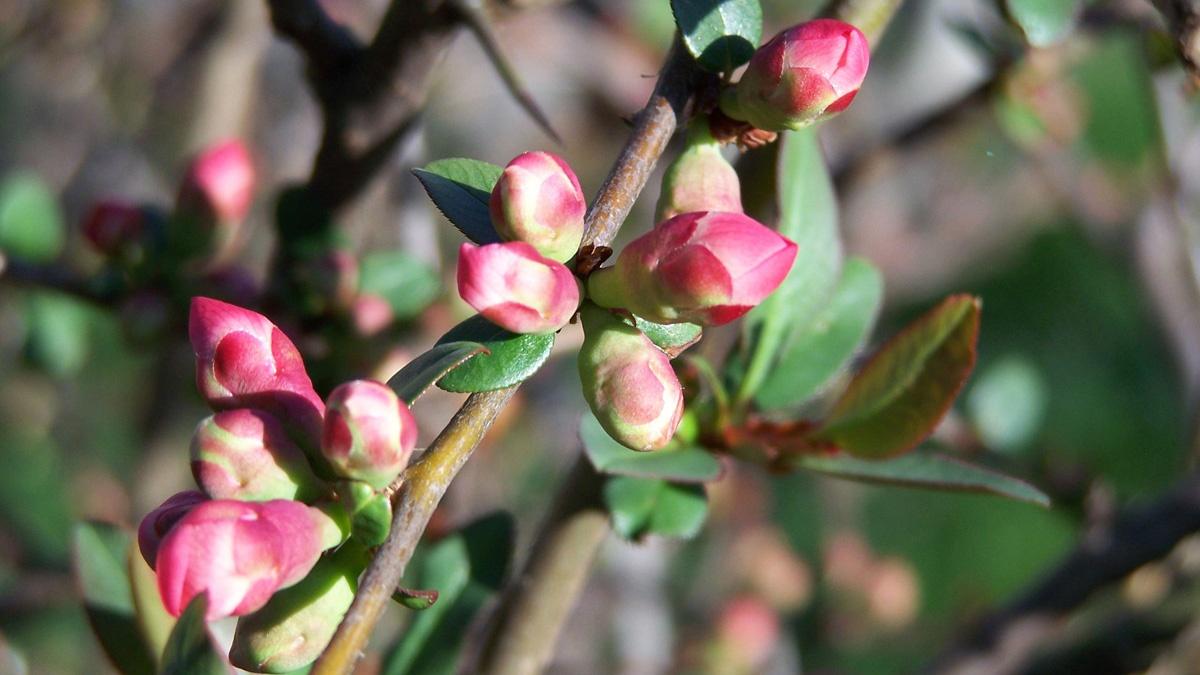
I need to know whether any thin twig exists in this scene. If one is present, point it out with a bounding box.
[0,254,116,306]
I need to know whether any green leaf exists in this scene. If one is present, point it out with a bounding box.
[392,587,439,611]
[359,251,442,320]
[0,172,64,262]
[671,0,763,73]
[23,292,91,377]
[604,477,708,541]
[382,512,515,675]
[412,159,504,245]
[1005,0,1080,47]
[795,451,1050,507]
[352,493,393,547]
[72,522,156,675]
[128,543,175,662]
[435,315,555,393]
[160,595,226,675]
[818,295,982,458]
[756,258,883,410]
[390,341,488,403]
[735,128,842,404]
[967,355,1049,453]
[580,413,722,483]
[633,316,702,358]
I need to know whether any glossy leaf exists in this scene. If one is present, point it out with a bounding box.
[382,512,515,675]
[73,522,156,675]
[633,316,702,358]
[160,595,227,675]
[390,341,488,403]
[671,0,763,73]
[580,412,721,483]
[412,159,503,245]
[435,314,555,393]
[604,477,708,541]
[0,172,64,262]
[359,251,441,320]
[818,295,981,458]
[795,451,1050,507]
[1006,0,1080,47]
[756,258,883,410]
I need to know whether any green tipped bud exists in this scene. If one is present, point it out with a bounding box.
[655,121,743,222]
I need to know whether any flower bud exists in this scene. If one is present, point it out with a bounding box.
[155,499,329,620]
[578,305,684,451]
[189,297,324,442]
[137,491,206,570]
[456,242,580,334]
[82,200,144,257]
[725,19,869,131]
[321,380,417,489]
[489,151,586,262]
[191,409,324,502]
[655,122,742,222]
[587,212,797,326]
[229,550,359,673]
[177,140,255,225]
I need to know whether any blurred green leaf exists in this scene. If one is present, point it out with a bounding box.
[967,354,1048,453]
[580,412,722,483]
[72,522,155,675]
[382,512,514,675]
[604,476,708,541]
[128,544,174,662]
[671,0,763,73]
[0,172,64,262]
[819,295,981,458]
[0,432,72,561]
[160,595,225,675]
[435,315,555,393]
[796,451,1049,506]
[359,251,442,321]
[390,341,488,403]
[412,159,503,245]
[23,292,91,377]
[633,316,702,358]
[1005,0,1080,47]
[1074,35,1162,169]
[756,257,883,410]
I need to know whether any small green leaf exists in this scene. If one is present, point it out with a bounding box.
[671,0,763,73]
[73,522,156,675]
[580,413,721,483]
[352,493,393,547]
[392,587,440,611]
[795,451,1050,507]
[359,251,442,320]
[633,316,702,358]
[756,258,883,410]
[1005,0,1080,47]
[412,159,503,245]
[0,172,64,262]
[435,315,555,393]
[160,595,226,675]
[818,295,982,458]
[603,477,708,541]
[23,292,91,377]
[382,512,515,675]
[390,341,488,403]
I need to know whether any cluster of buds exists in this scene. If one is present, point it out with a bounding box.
[137,297,419,672]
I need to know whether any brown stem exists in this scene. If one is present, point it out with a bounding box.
[1153,0,1200,88]
[0,255,116,307]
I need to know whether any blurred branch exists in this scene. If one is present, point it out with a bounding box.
[1152,0,1200,86]
[309,36,710,675]
[0,255,115,306]
[264,0,361,78]
[926,470,1200,674]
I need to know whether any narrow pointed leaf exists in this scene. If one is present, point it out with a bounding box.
[392,587,440,611]
[434,315,555,392]
[671,0,763,73]
[73,522,156,675]
[581,413,721,483]
[604,477,708,541]
[633,316,702,358]
[390,341,488,403]
[128,543,175,662]
[412,159,503,245]
[795,451,1050,507]
[161,595,227,675]
[818,295,982,458]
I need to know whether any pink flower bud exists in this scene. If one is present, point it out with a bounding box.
[189,297,324,441]
[578,305,683,451]
[656,122,742,222]
[456,242,580,334]
[489,151,586,262]
[137,491,206,570]
[155,499,329,620]
[321,380,417,488]
[191,409,324,502]
[177,140,256,224]
[726,19,870,131]
[352,293,394,337]
[587,212,797,326]
[716,596,780,670]
[82,200,144,256]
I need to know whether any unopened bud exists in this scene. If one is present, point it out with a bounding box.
[321,380,417,489]
[177,140,255,225]
[587,211,797,326]
[456,242,580,334]
[578,305,683,451]
[137,490,206,570]
[489,151,586,262]
[82,201,144,257]
[191,409,324,502]
[655,122,742,222]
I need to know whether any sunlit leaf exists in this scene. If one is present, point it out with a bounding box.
[604,477,708,541]
[160,595,226,675]
[671,0,763,73]
[390,341,488,403]
[580,412,722,483]
[435,315,555,393]
[633,316,702,358]
[412,159,503,245]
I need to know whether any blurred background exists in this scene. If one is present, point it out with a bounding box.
[1,0,1199,673]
